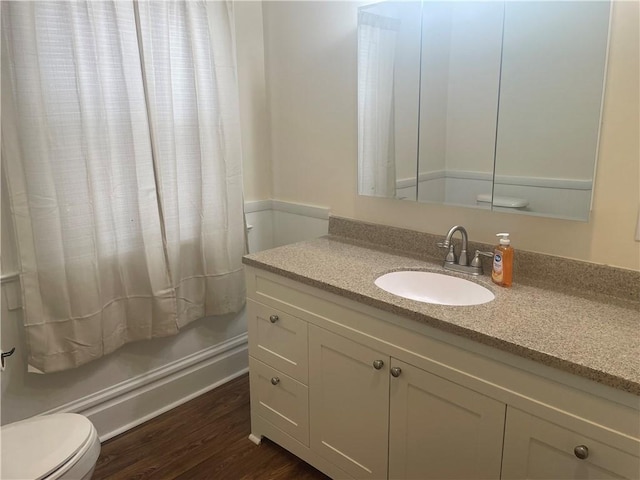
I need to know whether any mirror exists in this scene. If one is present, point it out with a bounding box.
[357,1,422,201]
[357,1,611,221]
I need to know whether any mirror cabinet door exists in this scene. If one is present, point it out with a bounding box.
[356,0,611,221]
[493,1,610,221]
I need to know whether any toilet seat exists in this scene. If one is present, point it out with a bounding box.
[1,413,100,480]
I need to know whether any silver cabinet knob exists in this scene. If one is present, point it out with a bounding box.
[270,377,280,385]
[574,445,589,460]
[269,314,279,323]
[373,359,384,370]
[390,367,402,377]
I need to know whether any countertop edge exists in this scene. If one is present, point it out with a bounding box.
[243,256,640,396]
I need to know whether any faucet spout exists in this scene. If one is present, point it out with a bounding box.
[443,225,469,266]
[438,225,484,275]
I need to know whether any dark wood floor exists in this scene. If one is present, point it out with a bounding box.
[94,374,329,480]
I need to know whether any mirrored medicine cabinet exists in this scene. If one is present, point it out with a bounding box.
[357,0,611,221]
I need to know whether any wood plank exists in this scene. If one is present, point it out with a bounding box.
[94,374,328,480]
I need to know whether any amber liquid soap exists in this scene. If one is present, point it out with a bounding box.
[491,233,513,287]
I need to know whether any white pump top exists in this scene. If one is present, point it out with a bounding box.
[496,233,511,246]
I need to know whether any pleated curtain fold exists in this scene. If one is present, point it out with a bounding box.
[1,0,245,373]
[136,2,245,327]
[357,10,400,198]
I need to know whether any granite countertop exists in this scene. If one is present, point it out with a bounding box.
[243,235,640,395]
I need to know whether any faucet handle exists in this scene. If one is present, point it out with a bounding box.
[471,250,494,268]
[438,242,457,264]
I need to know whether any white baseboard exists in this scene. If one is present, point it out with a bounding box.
[42,334,249,442]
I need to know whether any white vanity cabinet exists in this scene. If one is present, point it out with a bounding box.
[246,267,640,480]
[388,358,505,480]
[306,325,507,480]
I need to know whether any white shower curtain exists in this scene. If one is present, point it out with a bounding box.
[137,2,245,327]
[357,10,400,198]
[1,1,245,373]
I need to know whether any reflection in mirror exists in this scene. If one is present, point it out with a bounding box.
[357,0,611,221]
[493,1,610,220]
[357,1,422,200]
[417,1,504,207]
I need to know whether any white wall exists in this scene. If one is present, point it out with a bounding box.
[263,0,640,271]
[264,1,365,210]
[234,1,273,202]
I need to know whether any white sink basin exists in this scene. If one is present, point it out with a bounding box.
[375,271,495,306]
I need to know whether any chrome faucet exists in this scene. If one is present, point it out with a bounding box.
[438,225,491,276]
[438,225,469,266]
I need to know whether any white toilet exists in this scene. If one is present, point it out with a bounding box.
[1,413,101,480]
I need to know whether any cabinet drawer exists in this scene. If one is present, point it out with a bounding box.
[502,407,640,479]
[248,299,308,383]
[249,357,310,446]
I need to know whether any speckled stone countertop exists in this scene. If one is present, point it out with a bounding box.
[243,234,640,395]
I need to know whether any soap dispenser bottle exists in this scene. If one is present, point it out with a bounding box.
[492,233,513,287]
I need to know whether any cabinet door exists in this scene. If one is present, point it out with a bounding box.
[389,359,506,480]
[309,325,389,479]
[502,407,640,479]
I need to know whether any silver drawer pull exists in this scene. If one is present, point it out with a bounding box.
[271,377,280,385]
[574,445,589,460]
[269,314,279,323]
[373,359,384,370]
[390,367,402,377]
